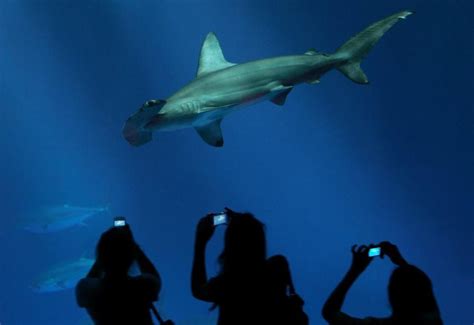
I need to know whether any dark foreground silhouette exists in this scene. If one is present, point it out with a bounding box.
[191,208,308,325]
[322,241,443,325]
[75,224,173,325]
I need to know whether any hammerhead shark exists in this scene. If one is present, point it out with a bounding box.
[31,257,94,293]
[123,10,412,147]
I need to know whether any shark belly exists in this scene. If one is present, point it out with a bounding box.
[170,62,309,128]
[191,83,288,127]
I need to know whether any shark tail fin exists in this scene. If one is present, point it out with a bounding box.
[335,10,413,84]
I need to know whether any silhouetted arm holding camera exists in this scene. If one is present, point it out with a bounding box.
[136,245,160,276]
[191,214,215,301]
[122,225,161,280]
[121,225,162,303]
[379,241,408,267]
[322,242,409,324]
[322,245,374,322]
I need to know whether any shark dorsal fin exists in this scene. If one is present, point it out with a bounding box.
[197,33,235,78]
[195,119,224,147]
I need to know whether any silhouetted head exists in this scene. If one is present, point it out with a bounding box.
[96,227,136,277]
[388,265,441,322]
[218,212,266,275]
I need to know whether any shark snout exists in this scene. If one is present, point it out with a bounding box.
[144,114,164,129]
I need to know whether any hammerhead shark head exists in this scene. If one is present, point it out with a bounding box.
[123,10,412,147]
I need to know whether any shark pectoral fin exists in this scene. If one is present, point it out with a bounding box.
[195,119,224,147]
[270,87,293,106]
[197,33,235,77]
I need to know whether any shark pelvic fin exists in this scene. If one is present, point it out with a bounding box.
[197,33,235,77]
[271,87,293,106]
[338,62,368,84]
[195,119,224,147]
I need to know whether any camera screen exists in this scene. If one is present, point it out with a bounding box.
[114,219,126,227]
[368,247,381,257]
[213,214,227,226]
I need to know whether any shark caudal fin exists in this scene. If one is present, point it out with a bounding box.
[335,10,413,84]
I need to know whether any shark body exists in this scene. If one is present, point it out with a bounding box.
[123,10,412,147]
[23,204,108,233]
[31,257,94,293]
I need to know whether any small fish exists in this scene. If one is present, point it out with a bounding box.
[31,257,94,293]
[22,204,109,233]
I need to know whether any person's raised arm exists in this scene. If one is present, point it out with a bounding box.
[322,245,373,323]
[379,241,408,266]
[120,224,160,278]
[135,245,160,278]
[191,215,215,301]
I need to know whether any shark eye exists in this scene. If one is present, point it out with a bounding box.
[140,99,162,112]
[143,100,158,108]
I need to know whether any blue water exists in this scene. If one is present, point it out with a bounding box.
[0,0,472,324]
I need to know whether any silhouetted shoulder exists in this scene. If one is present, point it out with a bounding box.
[265,255,292,292]
[76,278,102,308]
[266,255,289,273]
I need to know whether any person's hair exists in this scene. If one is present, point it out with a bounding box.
[388,265,442,323]
[218,212,267,276]
[96,227,136,276]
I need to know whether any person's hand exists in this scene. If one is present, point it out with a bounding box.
[349,244,374,273]
[195,214,215,247]
[379,241,407,266]
[223,206,239,221]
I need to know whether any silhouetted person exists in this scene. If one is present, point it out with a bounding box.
[75,223,171,325]
[191,208,308,325]
[322,241,443,325]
